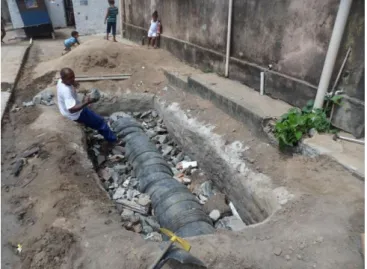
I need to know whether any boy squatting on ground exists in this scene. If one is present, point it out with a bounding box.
[63,31,80,55]
[105,0,118,42]
[148,11,160,48]
[57,68,117,147]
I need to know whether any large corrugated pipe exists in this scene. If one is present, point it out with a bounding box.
[112,117,215,237]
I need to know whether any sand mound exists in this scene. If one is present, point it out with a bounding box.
[34,39,137,76]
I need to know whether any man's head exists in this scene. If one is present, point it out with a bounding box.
[71,31,79,38]
[108,0,115,6]
[60,68,75,86]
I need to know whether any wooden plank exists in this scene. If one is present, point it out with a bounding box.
[74,74,132,78]
[75,76,130,82]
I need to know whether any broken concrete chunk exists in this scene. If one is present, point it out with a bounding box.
[215,216,246,231]
[162,145,173,157]
[198,194,208,204]
[98,168,111,181]
[203,193,231,217]
[146,129,157,138]
[144,232,162,242]
[140,110,151,119]
[22,101,34,107]
[133,223,143,233]
[116,199,149,215]
[113,164,128,174]
[113,187,126,200]
[177,161,198,170]
[156,135,168,144]
[121,209,134,218]
[155,126,167,134]
[199,181,215,198]
[151,111,158,118]
[133,112,141,117]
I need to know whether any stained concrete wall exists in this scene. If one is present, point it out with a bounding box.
[7,0,23,28]
[1,0,11,22]
[72,0,121,35]
[122,0,364,137]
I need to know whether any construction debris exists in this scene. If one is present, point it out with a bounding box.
[87,109,236,237]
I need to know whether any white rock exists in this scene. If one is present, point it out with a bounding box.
[113,187,126,200]
[182,177,191,184]
[178,161,198,170]
[123,179,130,188]
[209,210,221,222]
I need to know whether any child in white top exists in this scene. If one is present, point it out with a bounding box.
[148,11,160,48]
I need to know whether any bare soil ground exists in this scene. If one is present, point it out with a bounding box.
[1,31,364,269]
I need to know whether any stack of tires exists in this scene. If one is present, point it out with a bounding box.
[112,117,215,237]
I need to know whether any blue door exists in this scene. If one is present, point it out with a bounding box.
[16,0,52,27]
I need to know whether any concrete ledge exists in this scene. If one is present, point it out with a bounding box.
[1,44,31,121]
[164,70,364,180]
[165,71,292,138]
[331,95,365,138]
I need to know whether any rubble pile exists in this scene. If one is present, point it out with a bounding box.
[86,110,246,240]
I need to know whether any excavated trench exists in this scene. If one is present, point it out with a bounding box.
[87,93,278,241]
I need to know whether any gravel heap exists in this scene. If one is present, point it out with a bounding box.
[86,110,246,241]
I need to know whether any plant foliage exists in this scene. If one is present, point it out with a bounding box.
[274,97,341,149]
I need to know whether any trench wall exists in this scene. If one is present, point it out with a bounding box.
[121,0,365,137]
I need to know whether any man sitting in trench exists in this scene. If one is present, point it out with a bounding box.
[57,67,117,150]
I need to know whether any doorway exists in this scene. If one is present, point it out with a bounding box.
[64,0,75,26]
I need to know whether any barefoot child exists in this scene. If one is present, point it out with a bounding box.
[148,11,159,48]
[63,31,79,55]
[105,0,118,42]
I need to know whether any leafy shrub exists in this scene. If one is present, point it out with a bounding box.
[274,97,342,149]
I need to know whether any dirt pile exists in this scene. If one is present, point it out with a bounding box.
[35,39,136,75]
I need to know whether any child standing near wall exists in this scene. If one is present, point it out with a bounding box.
[148,11,159,48]
[105,0,119,42]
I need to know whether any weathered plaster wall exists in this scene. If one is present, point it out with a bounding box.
[6,0,24,28]
[2,0,11,22]
[73,0,121,35]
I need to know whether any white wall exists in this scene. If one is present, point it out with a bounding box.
[45,0,67,28]
[7,0,24,28]
[72,0,120,35]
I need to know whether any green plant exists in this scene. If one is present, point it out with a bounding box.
[274,97,342,149]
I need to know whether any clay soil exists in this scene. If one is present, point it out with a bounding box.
[1,32,364,269]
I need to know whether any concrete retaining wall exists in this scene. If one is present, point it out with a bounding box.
[121,0,364,136]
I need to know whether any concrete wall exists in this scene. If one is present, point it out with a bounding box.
[1,0,11,22]
[7,0,24,28]
[122,0,364,137]
[73,0,121,35]
[45,0,67,28]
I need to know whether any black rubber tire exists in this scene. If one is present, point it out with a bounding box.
[139,172,174,193]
